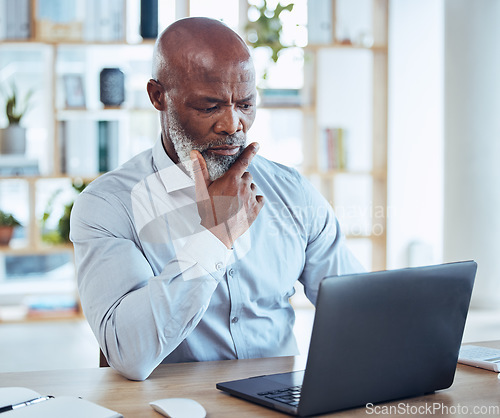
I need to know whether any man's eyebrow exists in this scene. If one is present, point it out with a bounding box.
[198,94,256,103]
[240,94,256,102]
[203,97,223,103]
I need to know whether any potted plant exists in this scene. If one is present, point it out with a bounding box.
[245,1,294,63]
[0,209,21,246]
[41,180,87,245]
[0,82,34,154]
[245,1,302,107]
[245,0,294,86]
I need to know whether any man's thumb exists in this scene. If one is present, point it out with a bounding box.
[190,150,210,201]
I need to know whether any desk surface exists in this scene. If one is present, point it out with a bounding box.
[1,342,500,417]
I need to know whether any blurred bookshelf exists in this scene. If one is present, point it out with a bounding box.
[251,0,388,273]
[0,0,389,320]
[0,0,159,322]
[303,0,389,272]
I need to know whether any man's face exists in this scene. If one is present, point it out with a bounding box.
[163,60,257,181]
[166,105,246,181]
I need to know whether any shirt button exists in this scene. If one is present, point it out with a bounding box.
[231,317,239,324]
[215,262,223,271]
[228,269,234,277]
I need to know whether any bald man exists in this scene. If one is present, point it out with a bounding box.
[70,17,363,381]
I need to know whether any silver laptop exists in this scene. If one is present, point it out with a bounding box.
[216,261,477,416]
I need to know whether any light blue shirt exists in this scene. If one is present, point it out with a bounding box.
[70,139,364,380]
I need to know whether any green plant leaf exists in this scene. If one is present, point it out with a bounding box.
[2,81,35,125]
[245,1,295,63]
[0,209,21,227]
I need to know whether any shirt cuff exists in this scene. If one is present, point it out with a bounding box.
[178,227,232,281]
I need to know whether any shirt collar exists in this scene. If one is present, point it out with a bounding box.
[152,137,195,193]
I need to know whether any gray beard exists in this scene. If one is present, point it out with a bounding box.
[167,109,246,181]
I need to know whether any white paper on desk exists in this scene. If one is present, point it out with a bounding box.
[0,393,122,418]
[0,388,42,408]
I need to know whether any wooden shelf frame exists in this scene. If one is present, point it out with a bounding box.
[302,0,389,271]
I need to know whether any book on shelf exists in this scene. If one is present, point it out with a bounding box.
[92,0,125,42]
[307,0,333,45]
[0,0,31,40]
[259,89,302,107]
[0,387,122,417]
[36,0,125,42]
[0,0,4,40]
[60,119,98,176]
[36,0,84,41]
[98,120,119,173]
[25,294,78,319]
[0,156,39,176]
[319,127,349,171]
[60,119,119,176]
[140,0,159,39]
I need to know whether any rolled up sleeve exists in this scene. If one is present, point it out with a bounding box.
[70,190,231,380]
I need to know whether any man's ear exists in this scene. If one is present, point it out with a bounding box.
[147,79,167,111]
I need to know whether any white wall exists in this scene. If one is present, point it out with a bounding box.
[387,0,444,268]
[443,0,500,308]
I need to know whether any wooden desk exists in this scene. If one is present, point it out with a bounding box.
[1,342,500,417]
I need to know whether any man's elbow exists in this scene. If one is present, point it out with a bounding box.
[103,345,158,381]
[109,357,155,381]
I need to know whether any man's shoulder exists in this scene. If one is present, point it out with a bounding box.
[250,155,323,207]
[250,154,302,183]
[83,148,154,196]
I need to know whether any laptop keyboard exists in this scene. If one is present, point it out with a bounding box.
[459,345,500,362]
[258,385,302,407]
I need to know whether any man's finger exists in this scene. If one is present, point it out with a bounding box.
[227,142,260,178]
[190,150,211,201]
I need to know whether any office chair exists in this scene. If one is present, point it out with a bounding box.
[99,349,109,367]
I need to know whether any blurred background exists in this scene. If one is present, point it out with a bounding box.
[0,0,499,372]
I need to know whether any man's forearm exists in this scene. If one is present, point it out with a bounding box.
[98,265,219,380]
[71,192,230,380]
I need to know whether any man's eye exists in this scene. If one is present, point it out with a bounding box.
[202,106,217,112]
[240,104,252,110]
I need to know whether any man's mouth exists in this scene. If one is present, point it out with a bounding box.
[205,145,241,156]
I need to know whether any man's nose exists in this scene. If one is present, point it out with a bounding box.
[214,107,242,135]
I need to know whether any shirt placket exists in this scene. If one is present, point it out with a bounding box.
[225,267,249,359]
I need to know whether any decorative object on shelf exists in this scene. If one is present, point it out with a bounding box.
[99,68,125,107]
[0,125,26,154]
[41,180,87,244]
[0,82,34,155]
[63,74,86,108]
[140,0,158,39]
[0,209,21,246]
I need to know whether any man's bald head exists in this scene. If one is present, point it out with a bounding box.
[152,17,253,89]
[147,17,257,180]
